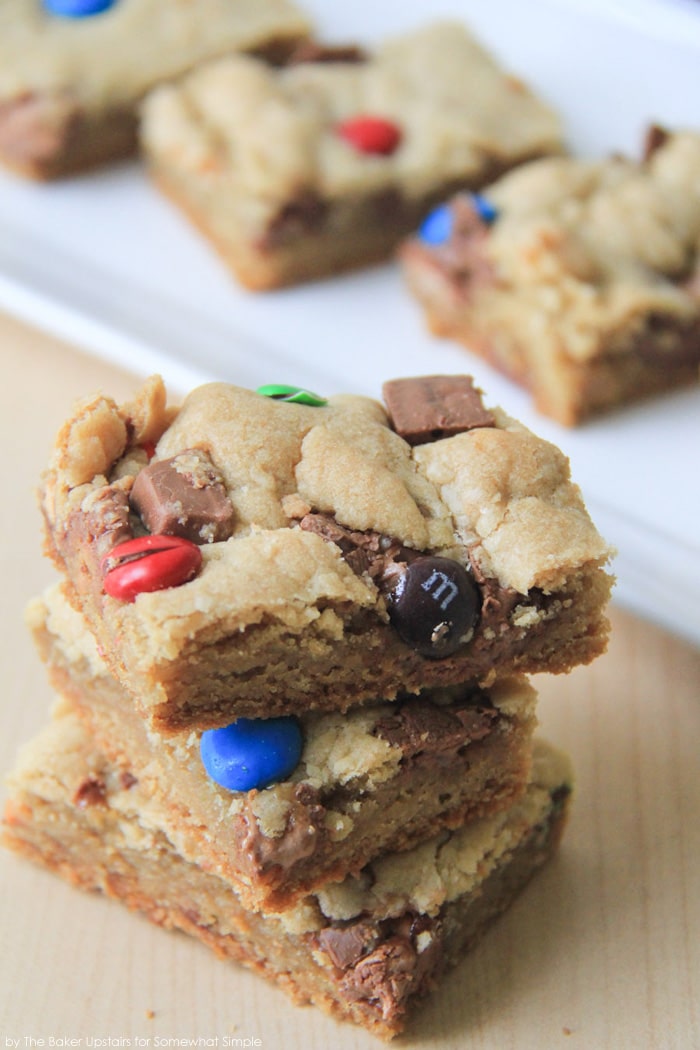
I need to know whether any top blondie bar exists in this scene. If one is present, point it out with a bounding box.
[0,0,311,179]
[41,374,613,731]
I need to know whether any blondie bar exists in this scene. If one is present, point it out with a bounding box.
[140,21,563,288]
[40,374,613,731]
[0,0,311,179]
[2,703,572,1039]
[29,583,537,911]
[401,127,700,425]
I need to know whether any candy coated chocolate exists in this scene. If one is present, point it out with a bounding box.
[200,717,303,792]
[101,534,202,602]
[418,204,453,246]
[130,449,235,544]
[43,0,117,16]
[384,555,480,658]
[470,192,499,225]
[337,116,402,156]
[256,384,327,406]
[382,375,495,445]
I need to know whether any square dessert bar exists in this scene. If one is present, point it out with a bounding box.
[0,0,311,179]
[401,127,700,425]
[139,21,563,288]
[29,583,537,911]
[2,704,573,1039]
[40,374,613,731]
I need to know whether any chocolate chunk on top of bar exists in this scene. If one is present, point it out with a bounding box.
[382,376,495,445]
[643,123,670,162]
[130,448,235,544]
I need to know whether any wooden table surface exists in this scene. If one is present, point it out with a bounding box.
[1,310,698,1050]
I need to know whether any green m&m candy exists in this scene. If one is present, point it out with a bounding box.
[256,384,327,407]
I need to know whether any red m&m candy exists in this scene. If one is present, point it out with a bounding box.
[101,534,202,602]
[337,116,402,156]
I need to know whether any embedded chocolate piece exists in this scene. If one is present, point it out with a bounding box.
[82,486,133,562]
[318,922,380,970]
[260,192,328,250]
[636,313,700,367]
[684,266,700,302]
[286,41,368,65]
[339,936,419,1011]
[374,693,497,758]
[235,783,325,873]
[382,555,480,658]
[298,512,408,579]
[130,449,235,544]
[382,375,495,445]
[72,775,107,809]
[0,94,77,174]
[643,123,670,161]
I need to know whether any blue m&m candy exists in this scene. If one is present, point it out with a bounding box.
[418,204,453,246]
[470,193,499,225]
[200,717,303,792]
[418,194,499,247]
[43,0,117,16]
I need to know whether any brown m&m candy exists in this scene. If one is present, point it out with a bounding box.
[383,555,480,658]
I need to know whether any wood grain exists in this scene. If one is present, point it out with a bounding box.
[1,311,698,1049]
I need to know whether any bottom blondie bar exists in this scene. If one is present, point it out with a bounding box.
[2,702,571,1039]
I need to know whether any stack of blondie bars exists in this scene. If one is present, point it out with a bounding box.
[3,374,613,1037]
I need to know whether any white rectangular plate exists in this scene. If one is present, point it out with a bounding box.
[1,0,699,644]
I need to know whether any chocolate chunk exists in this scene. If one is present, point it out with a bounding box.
[339,936,417,1012]
[259,192,328,249]
[234,782,326,873]
[636,313,700,368]
[382,375,495,445]
[0,93,76,169]
[318,922,379,970]
[382,555,480,658]
[643,123,670,162]
[119,771,138,791]
[370,186,404,224]
[374,693,497,758]
[683,262,700,301]
[298,513,406,578]
[73,775,107,808]
[130,448,235,544]
[83,485,133,561]
[286,41,368,64]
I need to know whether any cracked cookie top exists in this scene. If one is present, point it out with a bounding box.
[408,128,700,366]
[43,373,610,595]
[140,21,562,208]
